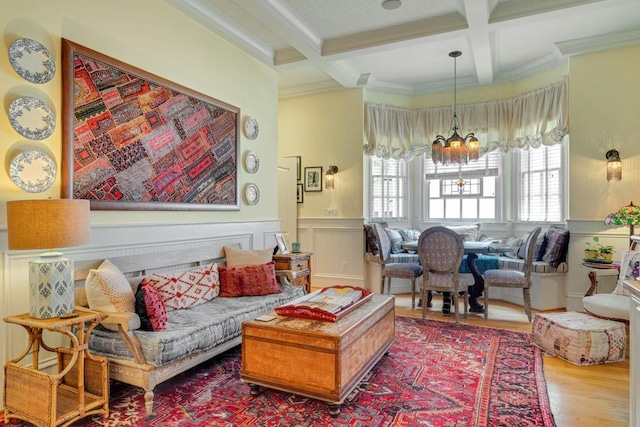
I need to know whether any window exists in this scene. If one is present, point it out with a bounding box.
[370,157,407,220]
[424,150,500,220]
[518,144,563,222]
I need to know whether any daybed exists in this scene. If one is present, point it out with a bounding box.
[364,223,569,310]
[74,245,306,415]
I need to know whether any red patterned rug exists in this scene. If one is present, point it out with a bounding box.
[4,316,555,427]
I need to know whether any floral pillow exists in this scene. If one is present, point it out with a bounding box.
[399,228,421,242]
[146,262,219,311]
[614,249,640,296]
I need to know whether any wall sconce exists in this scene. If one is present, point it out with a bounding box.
[325,165,338,189]
[606,149,622,181]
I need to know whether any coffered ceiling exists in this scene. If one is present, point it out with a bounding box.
[163,0,640,97]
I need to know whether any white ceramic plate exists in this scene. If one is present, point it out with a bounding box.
[9,97,55,140]
[245,183,260,205]
[245,150,260,173]
[8,38,56,84]
[244,116,259,140]
[10,150,57,193]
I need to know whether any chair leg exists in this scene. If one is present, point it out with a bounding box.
[421,287,427,320]
[523,288,532,322]
[410,278,416,310]
[483,284,489,319]
[452,291,459,323]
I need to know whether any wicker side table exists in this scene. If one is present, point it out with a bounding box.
[3,307,109,427]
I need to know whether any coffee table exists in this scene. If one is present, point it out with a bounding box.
[240,294,395,416]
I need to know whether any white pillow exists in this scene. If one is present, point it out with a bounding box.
[85,259,135,330]
[224,246,273,267]
[442,223,481,242]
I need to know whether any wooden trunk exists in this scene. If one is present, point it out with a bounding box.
[241,294,394,404]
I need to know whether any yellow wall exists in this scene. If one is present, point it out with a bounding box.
[1,0,278,226]
[278,88,364,219]
[568,44,640,220]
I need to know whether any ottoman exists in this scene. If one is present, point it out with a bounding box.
[532,311,626,366]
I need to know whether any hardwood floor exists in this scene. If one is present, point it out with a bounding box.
[392,293,630,427]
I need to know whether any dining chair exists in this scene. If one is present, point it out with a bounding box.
[416,226,467,322]
[483,226,542,322]
[372,223,423,309]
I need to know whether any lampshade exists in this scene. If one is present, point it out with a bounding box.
[6,199,91,318]
[604,201,640,246]
[7,199,91,251]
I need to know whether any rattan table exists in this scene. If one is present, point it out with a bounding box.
[3,307,109,427]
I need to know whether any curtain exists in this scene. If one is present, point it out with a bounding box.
[364,77,569,160]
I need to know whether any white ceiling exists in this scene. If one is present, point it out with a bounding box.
[163,0,640,98]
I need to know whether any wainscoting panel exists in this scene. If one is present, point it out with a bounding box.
[298,218,365,288]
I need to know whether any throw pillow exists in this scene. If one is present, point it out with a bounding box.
[541,226,570,268]
[385,228,404,254]
[517,232,545,260]
[239,262,282,296]
[219,266,243,297]
[614,249,640,296]
[146,262,220,311]
[442,223,481,242]
[364,224,379,255]
[135,279,168,331]
[399,227,421,242]
[224,246,273,267]
[219,262,281,297]
[85,259,135,314]
[502,237,523,259]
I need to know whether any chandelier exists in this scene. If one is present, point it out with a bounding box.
[431,51,479,165]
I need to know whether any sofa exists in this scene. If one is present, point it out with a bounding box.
[74,245,306,415]
[364,222,570,310]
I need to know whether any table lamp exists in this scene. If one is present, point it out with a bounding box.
[604,201,640,247]
[7,199,91,318]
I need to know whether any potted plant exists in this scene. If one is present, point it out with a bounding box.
[584,236,615,261]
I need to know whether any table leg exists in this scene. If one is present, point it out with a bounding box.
[328,403,341,417]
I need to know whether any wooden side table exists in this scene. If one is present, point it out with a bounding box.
[3,307,109,427]
[273,252,312,293]
[582,261,620,296]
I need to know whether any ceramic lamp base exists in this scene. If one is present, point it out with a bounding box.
[29,253,75,319]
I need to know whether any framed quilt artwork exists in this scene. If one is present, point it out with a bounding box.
[61,39,240,210]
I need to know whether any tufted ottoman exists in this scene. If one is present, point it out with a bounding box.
[532,311,626,366]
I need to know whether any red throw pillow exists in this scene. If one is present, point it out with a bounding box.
[135,279,168,332]
[219,262,281,297]
[219,266,242,297]
[239,262,281,296]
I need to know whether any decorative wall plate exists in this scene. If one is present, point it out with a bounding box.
[10,150,57,193]
[9,38,56,84]
[245,150,260,173]
[244,116,259,140]
[9,97,55,140]
[245,183,260,205]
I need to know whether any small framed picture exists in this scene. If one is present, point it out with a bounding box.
[296,183,304,203]
[304,166,322,192]
[275,232,289,254]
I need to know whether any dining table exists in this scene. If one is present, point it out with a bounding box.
[401,240,512,312]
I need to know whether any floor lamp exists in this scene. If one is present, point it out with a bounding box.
[6,199,91,318]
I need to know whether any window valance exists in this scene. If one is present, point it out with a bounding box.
[364,77,569,160]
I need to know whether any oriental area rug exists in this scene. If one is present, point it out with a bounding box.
[4,316,555,427]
